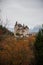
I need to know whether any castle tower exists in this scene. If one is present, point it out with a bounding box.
[15,21,18,26]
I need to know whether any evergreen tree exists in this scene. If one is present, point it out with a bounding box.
[34,24,43,65]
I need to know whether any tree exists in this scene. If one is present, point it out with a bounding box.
[34,25,43,65]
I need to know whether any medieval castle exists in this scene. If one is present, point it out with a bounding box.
[14,22,29,38]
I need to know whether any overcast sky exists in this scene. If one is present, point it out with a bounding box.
[0,0,43,29]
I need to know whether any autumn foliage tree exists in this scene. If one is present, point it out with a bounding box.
[0,35,35,65]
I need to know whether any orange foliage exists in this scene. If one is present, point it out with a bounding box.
[0,35,35,65]
[28,36,36,43]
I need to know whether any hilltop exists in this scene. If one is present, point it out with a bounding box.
[0,25,36,65]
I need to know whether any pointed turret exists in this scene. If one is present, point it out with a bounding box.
[15,21,18,26]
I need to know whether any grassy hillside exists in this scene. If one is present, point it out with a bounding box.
[0,25,14,35]
[0,25,14,41]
